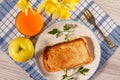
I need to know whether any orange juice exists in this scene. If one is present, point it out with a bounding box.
[15,9,44,36]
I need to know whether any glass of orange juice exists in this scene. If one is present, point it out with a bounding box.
[15,9,44,36]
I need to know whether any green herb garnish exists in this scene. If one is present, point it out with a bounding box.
[65,34,69,41]
[48,29,61,38]
[62,70,68,80]
[48,24,74,40]
[64,24,71,31]
[61,67,90,80]
[61,70,74,80]
[77,67,89,75]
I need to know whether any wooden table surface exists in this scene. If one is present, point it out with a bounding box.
[0,0,120,80]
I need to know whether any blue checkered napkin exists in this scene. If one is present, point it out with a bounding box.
[0,0,120,80]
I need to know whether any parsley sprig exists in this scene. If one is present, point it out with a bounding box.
[48,24,74,41]
[77,67,89,75]
[48,28,61,38]
[61,67,90,80]
[63,24,71,31]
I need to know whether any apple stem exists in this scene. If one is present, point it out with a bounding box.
[18,47,22,53]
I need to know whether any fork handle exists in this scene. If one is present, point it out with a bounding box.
[95,25,115,48]
[104,36,115,48]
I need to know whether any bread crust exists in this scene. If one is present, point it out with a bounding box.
[43,38,93,72]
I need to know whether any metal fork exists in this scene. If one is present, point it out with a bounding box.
[83,9,115,48]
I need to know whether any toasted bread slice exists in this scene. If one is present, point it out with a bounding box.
[43,38,93,72]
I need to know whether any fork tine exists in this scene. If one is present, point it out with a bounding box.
[83,12,90,19]
[84,9,96,25]
[86,9,93,17]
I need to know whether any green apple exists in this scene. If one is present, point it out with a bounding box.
[8,37,34,62]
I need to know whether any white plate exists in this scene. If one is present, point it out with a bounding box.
[35,20,101,80]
